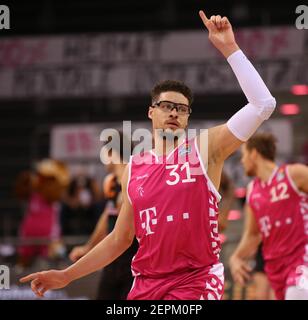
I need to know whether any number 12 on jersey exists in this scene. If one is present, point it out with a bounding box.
[270,182,290,203]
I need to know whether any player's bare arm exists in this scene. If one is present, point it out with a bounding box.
[229,204,261,286]
[20,165,135,298]
[197,10,276,188]
[288,163,308,193]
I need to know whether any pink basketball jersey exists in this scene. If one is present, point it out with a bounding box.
[127,136,222,278]
[247,165,308,262]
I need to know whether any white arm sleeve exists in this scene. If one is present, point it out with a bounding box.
[226,50,276,141]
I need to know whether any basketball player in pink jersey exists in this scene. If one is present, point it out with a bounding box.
[229,133,308,300]
[20,10,277,300]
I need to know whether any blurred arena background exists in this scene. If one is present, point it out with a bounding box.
[0,0,307,300]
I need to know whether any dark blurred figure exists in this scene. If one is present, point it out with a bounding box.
[218,171,235,233]
[69,131,138,300]
[251,243,275,300]
[61,172,102,236]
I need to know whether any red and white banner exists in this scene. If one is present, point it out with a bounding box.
[0,26,306,98]
[51,119,293,160]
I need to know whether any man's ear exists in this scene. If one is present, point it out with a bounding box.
[148,106,153,120]
[251,148,258,160]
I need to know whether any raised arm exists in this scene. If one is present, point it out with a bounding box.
[198,11,276,164]
[20,164,135,297]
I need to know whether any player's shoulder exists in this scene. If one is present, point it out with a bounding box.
[286,163,307,175]
[286,163,308,185]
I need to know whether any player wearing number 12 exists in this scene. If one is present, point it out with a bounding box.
[230,133,308,299]
[20,10,277,299]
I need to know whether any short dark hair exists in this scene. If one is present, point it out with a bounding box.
[246,133,277,161]
[151,80,193,106]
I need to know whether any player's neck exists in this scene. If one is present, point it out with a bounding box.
[114,164,126,182]
[152,131,186,156]
[256,161,278,183]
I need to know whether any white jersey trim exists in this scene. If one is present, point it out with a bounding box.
[166,136,187,161]
[267,166,279,185]
[200,262,224,300]
[194,136,222,202]
[149,150,159,163]
[245,180,254,204]
[149,136,187,162]
[127,155,133,205]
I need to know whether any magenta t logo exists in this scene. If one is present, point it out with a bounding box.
[139,207,157,235]
[259,216,272,238]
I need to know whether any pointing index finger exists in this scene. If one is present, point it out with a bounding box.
[19,273,39,283]
[199,10,209,24]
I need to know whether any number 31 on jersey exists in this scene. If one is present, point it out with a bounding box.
[166,162,196,186]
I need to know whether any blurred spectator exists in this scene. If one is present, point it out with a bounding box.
[16,159,69,268]
[61,173,103,236]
